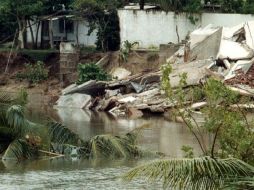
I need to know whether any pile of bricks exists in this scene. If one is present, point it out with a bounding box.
[225,64,254,87]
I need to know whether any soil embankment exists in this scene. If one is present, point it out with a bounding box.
[0,50,163,107]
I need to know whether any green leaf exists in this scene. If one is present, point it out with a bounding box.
[123,157,254,190]
[2,139,38,161]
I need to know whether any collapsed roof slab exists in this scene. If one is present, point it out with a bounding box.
[245,21,254,50]
[190,27,223,61]
[224,58,254,81]
[223,23,245,40]
[218,40,253,60]
[190,24,219,48]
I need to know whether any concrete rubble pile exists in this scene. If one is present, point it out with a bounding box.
[56,21,254,117]
[56,67,169,117]
[167,21,254,90]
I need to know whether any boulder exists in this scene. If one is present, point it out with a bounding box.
[111,67,131,80]
[56,93,91,109]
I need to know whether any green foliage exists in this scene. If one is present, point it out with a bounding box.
[161,63,254,165]
[124,157,254,190]
[181,145,194,158]
[0,0,43,18]
[119,40,139,62]
[73,0,123,51]
[2,139,38,160]
[90,133,141,159]
[16,61,48,84]
[0,11,17,41]
[190,86,205,102]
[47,122,83,146]
[76,63,111,85]
[153,0,202,12]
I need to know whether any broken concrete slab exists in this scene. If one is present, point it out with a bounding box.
[137,88,160,97]
[218,40,253,60]
[56,93,91,109]
[190,24,219,48]
[130,82,145,93]
[191,102,208,110]
[95,54,109,67]
[118,96,136,103]
[231,104,254,109]
[62,80,107,96]
[62,84,77,95]
[227,86,254,96]
[169,59,213,88]
[244,21,254,50]
[105,89,120,99]
[224,58,254,80]
[222,24,245,40]
[111,67,131,80]
[149,105,165,113]
[190,27,223,61]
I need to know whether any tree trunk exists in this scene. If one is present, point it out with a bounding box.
[35,21,41,49]
[139,0,145,10]
[17,17,25,49]
[76,20,79,47]
[49,19,54,49]
[28,20,35,48]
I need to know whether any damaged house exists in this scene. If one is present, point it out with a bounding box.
[26,14,97,48]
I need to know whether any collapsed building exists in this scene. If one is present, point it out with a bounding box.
[56,21,254,117]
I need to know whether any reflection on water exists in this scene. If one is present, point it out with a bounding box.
[0,107,207,189]
[54,108,205,156]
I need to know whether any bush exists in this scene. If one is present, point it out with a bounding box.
[76,63,111,85]
[16,61,48,84]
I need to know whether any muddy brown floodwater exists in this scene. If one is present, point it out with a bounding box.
[0,106,208,189]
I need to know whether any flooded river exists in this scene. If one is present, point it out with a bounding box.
[0,106,204,189]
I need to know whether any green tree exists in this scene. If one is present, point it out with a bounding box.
[124,63,254,189]
[0,0,43,49]
[72,0,124,51]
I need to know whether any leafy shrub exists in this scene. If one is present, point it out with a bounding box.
[119,40,139,62]
[16,61,48,84]
[76,63,111,85]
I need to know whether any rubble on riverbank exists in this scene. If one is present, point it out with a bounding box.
[57,21,254,118]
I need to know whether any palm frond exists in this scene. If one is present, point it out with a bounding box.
[89,133,141,159]
[2,139,38,161]
[6,105,26,134]
[47,122,83,146]
[123,157,254,190]
[224,177,254,190]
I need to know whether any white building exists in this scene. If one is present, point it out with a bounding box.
[26,15,97,48]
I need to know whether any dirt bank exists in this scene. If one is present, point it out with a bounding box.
[0,49,164,107]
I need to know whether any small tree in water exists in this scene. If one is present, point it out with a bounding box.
[124,63,254,189]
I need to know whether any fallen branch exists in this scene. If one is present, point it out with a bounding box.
[38,150,64,157]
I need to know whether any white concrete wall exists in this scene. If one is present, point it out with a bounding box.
[27,20,97,47]
[118,10,254,48]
